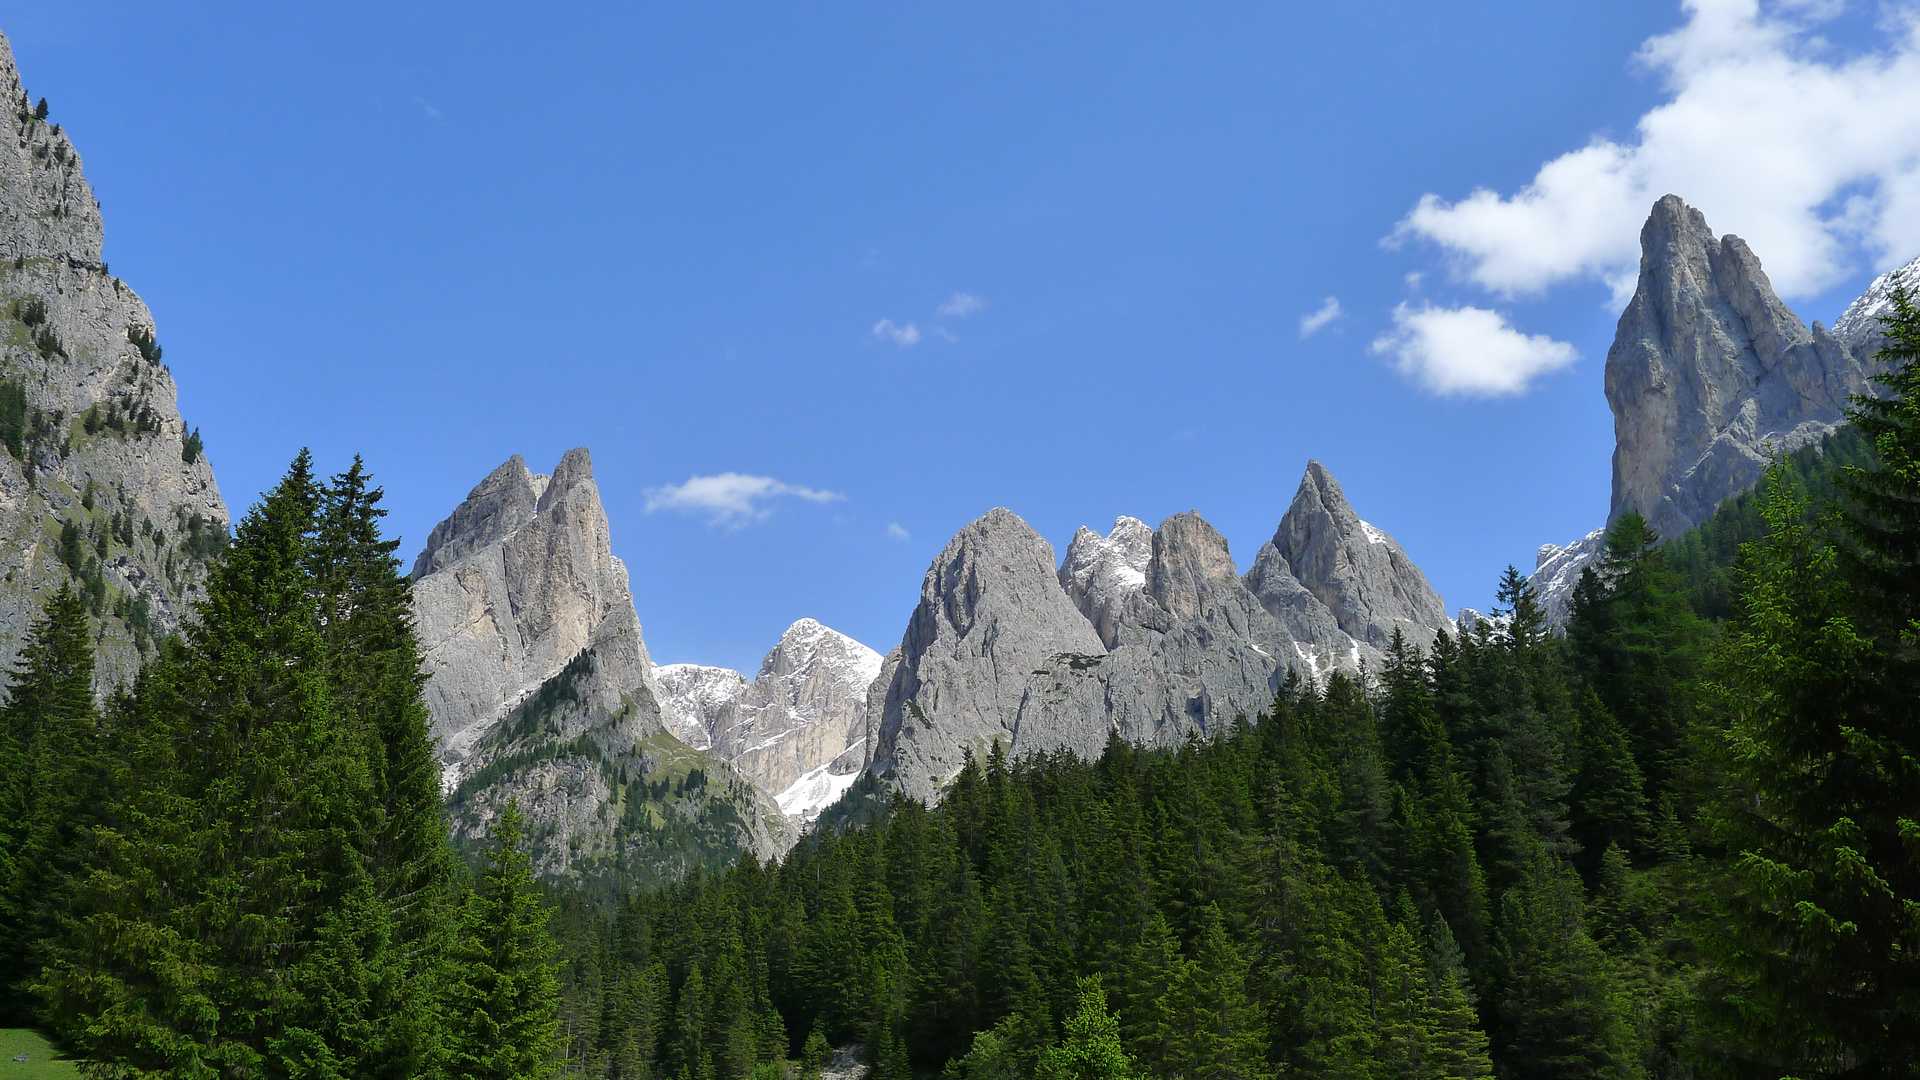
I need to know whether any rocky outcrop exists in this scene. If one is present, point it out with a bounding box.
[414,449,793,883]
[1606,194,1874,541]
[0,32,228,691]
[1271,461,1449,648]
[873,472,1454,800]
[1527,528,1606,628]
[1095,511,1353,744]
[1059,517,1152,648]
[412,449,658,770]
[1833,254,1920,367]
[871,508,1113,801]
[658,618,882,825]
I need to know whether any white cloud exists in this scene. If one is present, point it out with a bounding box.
[644,473,844,527]
[1391,0,1920,302]
[871,318,921,346]
[938,292,986,317]
[1298,296,1343,338]
[887,522,910,540]
[1371,303,1579,397]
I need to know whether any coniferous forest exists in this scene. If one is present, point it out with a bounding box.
[4,294,1920,1079]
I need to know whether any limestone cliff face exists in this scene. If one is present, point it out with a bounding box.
[658,618,881,824]
[0,32,227,691]
[1606,194,1873,541]
[1529,195,1894,626]
[412,449,657,770]
[1059,516,1152,649]
[1271,461,1448,649]
[871,508,1112,801]
[414,449,793,883]
[1094,511,1350,745]
[872,470,1453,800]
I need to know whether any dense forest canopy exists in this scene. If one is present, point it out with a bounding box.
[4,289,1920,1079]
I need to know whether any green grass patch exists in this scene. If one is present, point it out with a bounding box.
[0,1029,81,1078]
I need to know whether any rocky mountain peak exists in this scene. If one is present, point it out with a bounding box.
[411,454,541,578]
[1272,461,1448,648]
[1833,253,1920,362]
[658,617,881,826]
[1059,516,1152,648]
[0,31,228,690]
[872,507,1109,800]
[1607,194,1871,540]
[761,617,882,684]
[1147,511,1241,623]
[411,447,653,766]
[0,36,104,265]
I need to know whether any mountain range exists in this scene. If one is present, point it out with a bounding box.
[0,28,1906,886]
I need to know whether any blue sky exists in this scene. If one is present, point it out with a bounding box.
[9,1,1920,673]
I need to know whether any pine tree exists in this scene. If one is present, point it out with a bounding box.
[449,801,563,1080]
[1036,976,1138,1080]
[1421,917,1492,1080]
[1117,912,1187,1072]
[1569,511,1707,806]
[1568,691,1648,875]
[1372,920,1431,1080]
[1163,906,1268,1080]
[0,585,96,1024]
[1488,853,1630,1080]
[1696,283,1920,1073]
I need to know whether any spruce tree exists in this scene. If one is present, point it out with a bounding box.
[1162,906,1268,1080]
[1697,283,1920,1073]
[1036,977,1138,1080]
[1488,853,1630,1080]
[449,801,562,1080]
[0,585,97,1024]
[1422,917,1493,1080]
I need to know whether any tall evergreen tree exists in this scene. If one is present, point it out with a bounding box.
[0,585,97,1024]
[448,801,562,1080]
[1489,853,1631,1080]
[1698,283,1920,1074]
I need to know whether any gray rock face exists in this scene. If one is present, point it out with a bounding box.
[0,32,229,692]
[658,618,882,824]
[411,455,546,579]
[412,448,660,771]
[1095,511,1348,744]
[1833,254,1920,365]
[1272,461,1449,649]
[1059,517,1152,648]
[871,508,1114,801]
[1607,195,1874,540]
[873,474,1455,800]
[414,448,795,880]
[1527,527,1606,628]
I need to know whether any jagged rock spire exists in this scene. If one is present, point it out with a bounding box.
[1606,194,1871,539]
[1272,461,1448,648]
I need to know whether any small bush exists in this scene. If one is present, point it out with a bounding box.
[182,426,203,464]
[32,98,46,121]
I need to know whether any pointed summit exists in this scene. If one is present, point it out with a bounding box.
[1607,194,1872,538]
[411,447,652,766]
[1272,461,1448,648]
[1059,516,1152,648]
[871,507,1109,800]
[411,455,541,578]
